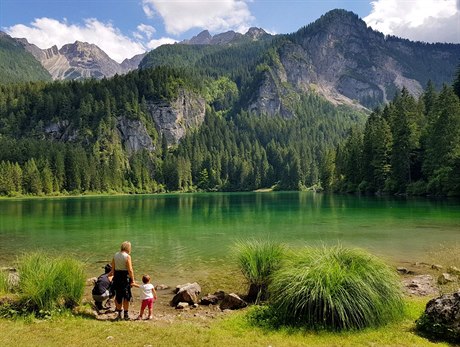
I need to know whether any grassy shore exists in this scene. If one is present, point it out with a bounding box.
[0,298,447,347]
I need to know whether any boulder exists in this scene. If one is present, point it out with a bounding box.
[200,294,220,305]
[416,291,460,343]
[438,273,457,285]
[174,283,191,294]
[213,291,226,301]
[219,293,247,310]
[171,282,201,306]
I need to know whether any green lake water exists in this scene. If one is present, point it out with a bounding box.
[0,192,459,286]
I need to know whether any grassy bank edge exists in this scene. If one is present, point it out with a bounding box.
[0,297,448,347]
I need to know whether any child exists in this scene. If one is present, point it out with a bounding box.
[132,274,157,320]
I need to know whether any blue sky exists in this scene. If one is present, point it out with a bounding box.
[1,0,459,62]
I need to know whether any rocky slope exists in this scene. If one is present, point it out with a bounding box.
[249,10,460,114]
[16,38,145,80]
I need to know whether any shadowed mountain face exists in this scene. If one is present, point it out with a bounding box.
[15,38,146,80]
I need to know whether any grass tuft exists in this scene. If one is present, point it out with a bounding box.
[268,245,405,330]
[0,271,8,294]
[17,252,85,311]
[234,240,285,303]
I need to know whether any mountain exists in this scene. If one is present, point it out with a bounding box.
[120,52,148,72]
[15,38,145,80]
[0,31,51,83]
[181,27,270,45]
[142,10,460,113]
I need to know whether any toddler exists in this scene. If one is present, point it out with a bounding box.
[133,274,157,320]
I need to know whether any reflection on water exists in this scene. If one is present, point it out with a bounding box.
[0,192,459,282]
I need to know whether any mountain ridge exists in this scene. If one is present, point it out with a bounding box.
[14,37,146,80]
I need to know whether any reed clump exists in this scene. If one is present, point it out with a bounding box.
[17,252,85,311]
[268,245,405,330]
[234,240,285,303]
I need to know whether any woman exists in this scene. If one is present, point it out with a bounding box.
[109,241,136,320]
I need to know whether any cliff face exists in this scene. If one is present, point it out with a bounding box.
[43,89,205,152]
[147,90,206,145]
[249,10,460,116]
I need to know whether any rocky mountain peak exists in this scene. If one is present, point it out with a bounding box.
[245,27,268,40]
[188,30,212,45]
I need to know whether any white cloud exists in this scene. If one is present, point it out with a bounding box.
[137,23,156,39]
[364,0,460,43]
[146,37,177,50]
[5,18,147,63]
[142,0,254,35]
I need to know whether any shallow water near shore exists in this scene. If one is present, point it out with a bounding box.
[0,192,459,287]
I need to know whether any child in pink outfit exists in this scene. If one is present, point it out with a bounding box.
[133,274,157,320]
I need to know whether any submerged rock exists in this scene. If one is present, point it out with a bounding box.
[438,273,457,285]
[447,266,460,276]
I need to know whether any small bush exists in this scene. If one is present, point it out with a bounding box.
[407,180,427,196]
[18,252,85,311]
[269,245,404,330]
[235,240,285,303]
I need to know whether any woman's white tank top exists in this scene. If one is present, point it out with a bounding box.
[114,251,128,271]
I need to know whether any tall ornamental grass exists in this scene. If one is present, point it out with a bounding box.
[18,252,85,311]
[269,245,404,330]
[234,240,285,303]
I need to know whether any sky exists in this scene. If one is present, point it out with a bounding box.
[1,0,459,63]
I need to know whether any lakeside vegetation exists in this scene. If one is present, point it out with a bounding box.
[0,244,453,346]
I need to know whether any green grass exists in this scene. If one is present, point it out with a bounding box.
[0,271,8,295]
[0,297,448,347]
[268,245,405,330]
[234,240,285,303]
[17,252,85,311]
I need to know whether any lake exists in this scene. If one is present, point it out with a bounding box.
[0,192,459,287]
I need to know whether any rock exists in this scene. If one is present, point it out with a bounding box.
[213,291,226,301]
[219,293,247,310]
[171,282,201,306]
[116,117,155,154]
[174,283,192,294]
[175,302,189,310]
[397,267,408,274]
[431,264,443,271]
[447,266,460,276]
[403,275,438,296]
[438,273,457,285]
[155,284,170,291]
[86,277,97,286]
[416,291,460,343]
[147,90,206,145]
[106,336,114,340]
[200,294,220,305]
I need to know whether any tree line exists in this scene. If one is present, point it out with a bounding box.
[333,78,460,196]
